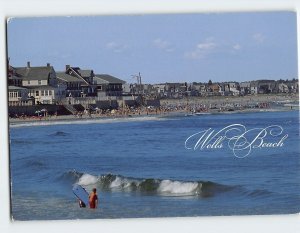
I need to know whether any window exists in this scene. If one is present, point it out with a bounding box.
[36,91,39,96]
[38,80,42,85]
[28,81,30,85]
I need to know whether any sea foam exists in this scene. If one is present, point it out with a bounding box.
[77,173,98,185]
[158,180,200,195]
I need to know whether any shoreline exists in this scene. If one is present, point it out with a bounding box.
[9,94,299,126]
[9,105,298,126]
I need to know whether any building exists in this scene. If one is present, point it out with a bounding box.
[250,81,259,94]
[8,86,33,106]
[12,62,66,104]
[57,72,85,98]
[276,83,289,93]
[207,83,221,96]
[228,82,240,96]
[63,65,97,97]
[257,80,276,94]
[94,74,126,98]
[240,82,251,95]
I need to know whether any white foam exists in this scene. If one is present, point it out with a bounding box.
[158,180,199,195]
[77,173,98,186]
[110,176,123,188]
[9,116,167,128]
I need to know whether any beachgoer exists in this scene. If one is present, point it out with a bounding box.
[89,188,98,209]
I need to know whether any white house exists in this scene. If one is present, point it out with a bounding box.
[8,86,33,106]
[14,62,66,104]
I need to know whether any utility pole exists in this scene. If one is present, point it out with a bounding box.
[131,72,143,105]
[131,72,142,95]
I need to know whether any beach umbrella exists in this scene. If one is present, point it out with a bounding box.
[40,108,48,117]
[35,110,41,117]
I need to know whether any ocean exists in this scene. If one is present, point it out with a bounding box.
[9,110,300,220]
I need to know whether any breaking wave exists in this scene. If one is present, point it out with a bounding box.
[63,171,233,197]
[9,116,168,128]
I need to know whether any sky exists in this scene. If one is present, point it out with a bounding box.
[7,12,298,84]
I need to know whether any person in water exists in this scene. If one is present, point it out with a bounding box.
[89,188,98,209]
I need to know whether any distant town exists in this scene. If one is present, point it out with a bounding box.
[7,61,299,118]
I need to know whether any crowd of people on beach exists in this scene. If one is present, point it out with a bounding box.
[9,94,298,122]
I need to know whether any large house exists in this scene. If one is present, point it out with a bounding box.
[257,80,276,94]
[8,62,66,105]
[207,83,222,96]
[57,65,97,97]
[240,82,251,95]
[94,74,125,98]
[56,71,85,98]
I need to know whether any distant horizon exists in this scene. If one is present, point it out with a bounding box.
[7,12,298,84]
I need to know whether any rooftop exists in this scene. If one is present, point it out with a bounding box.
[56,72,84,83]
[94,74,126,84]
[14,66,53,81]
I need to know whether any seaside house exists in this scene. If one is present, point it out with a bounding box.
[13,62,66,104]
[57,71,86,98]
[190,83,200,96]
[8,86,34,106]
[276,82,290,93]
[198,84,208,96]
[94,74,125,99]
[64,65,97,97]
[228,82,240,96]
[288,79,299,93]
[220,83,232,96]
[250,81,259,94]
[207,83,221,96]
[8,66,22,87]
[152,84,166,98]
[139,84,158,98]
[240,82,251,95]
[257,80,276,94]
[282,79,299,94]
[165,82,188,98]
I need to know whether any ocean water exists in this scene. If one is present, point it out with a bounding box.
[9,111,300,220]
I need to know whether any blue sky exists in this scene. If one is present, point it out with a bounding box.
[7,12,297,84]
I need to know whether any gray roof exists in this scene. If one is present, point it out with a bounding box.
[94,74,126,84]
[79,70,92,77]
[56,72,84,82]
[15,66,53,81]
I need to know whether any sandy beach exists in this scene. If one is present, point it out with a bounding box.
[9,94,299,125]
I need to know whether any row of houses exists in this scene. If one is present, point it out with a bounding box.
[8,62,125,106]
[127,79,299,99]
[7,61,299,108]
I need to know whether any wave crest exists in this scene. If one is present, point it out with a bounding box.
[69,172,231,197]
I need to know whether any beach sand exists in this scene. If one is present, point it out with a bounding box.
[9,94,299,125]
